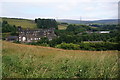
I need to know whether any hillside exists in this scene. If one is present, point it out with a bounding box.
[57,19,118,25]
[1,17,66,30]
[2,41,119,78]
[2,18,37,29]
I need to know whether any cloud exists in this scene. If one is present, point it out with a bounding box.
[0,0,119,20]
[1,0,120,2]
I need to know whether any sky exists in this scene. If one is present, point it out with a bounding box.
[0,0,119,21]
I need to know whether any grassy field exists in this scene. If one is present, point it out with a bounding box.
[2,41,119,78]
[58,25,67,30]
[2,18,37,29]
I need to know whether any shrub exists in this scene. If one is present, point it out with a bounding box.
[55,43,80,50]
[79,42,118,51]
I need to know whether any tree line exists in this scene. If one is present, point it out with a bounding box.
[35,18,58,29]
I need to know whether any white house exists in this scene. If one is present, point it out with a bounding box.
[99,31,110,33]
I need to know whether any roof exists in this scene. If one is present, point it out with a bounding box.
[7,36,18,39]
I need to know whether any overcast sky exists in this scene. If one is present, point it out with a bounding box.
[0,0,119,20]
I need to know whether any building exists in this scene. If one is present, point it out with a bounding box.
[6,36,18,42]
[99,31,110,34]
[18,27,57,43]
[95,31,110,34]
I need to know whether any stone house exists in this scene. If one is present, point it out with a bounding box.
[18,27,57,43]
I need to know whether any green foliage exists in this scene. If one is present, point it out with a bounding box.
[35,18,58,29]
[79,42,118,51]
[66,24,90,34]
[37,37,49,44]
[55,30,74,36]
[55,43,80,50]
[55,42,118,51]
[13,41,21,44]
[54,42,118,51]
[48,35,82,47]
[2,21,17,33]
[90,24,118,30]
[116,25,120,50]
[80,33,112,41]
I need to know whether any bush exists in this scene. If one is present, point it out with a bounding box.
[79,42,118,51]
[55,43,80,50]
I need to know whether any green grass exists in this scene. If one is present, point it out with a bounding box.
[2,18,37,29]
[58,25,67,30]
[2,41,119,78]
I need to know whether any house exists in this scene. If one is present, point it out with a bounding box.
[95,31,110,34]
[18,27,57,43]
[77,30,110,36]
[6,36,18,42]
[99,31,110,33]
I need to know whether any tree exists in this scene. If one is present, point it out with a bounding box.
[35,18,58,29]
[2,21,17,33]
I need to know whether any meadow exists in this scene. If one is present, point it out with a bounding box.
[58,25,67,30]
[2,18,37,29]
[2,41,119,78]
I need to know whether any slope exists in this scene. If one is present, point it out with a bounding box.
[2,18,37,29]
[2,41,119,78]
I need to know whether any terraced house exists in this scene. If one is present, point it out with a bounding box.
[18,27,57,42]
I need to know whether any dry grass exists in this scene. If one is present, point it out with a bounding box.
[2,41,119,78]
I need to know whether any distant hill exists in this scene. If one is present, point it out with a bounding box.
[57,19,118,25]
